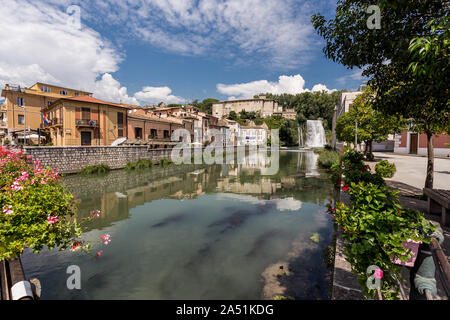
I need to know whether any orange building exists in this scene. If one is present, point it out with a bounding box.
[1,82,92,142]
[42,96,128,146]
[126,107,194,148]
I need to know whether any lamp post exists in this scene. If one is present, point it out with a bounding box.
[354,105,358,151]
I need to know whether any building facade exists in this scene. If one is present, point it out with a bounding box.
[394,130,450,157]
[240,121,269,146]
[1,82,92,142]
[42,96,128,146]
[212,94,282,119]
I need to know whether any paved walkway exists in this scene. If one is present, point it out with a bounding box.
[372,152,450,190]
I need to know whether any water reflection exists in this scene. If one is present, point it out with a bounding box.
[21,150,334,300]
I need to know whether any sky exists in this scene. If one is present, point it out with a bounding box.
[0,0,366,106]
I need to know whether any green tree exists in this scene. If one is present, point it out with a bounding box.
[336,87,406,158]
[312,0,449,188]
[228,111,238,121]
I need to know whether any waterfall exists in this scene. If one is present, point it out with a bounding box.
[305,120,326,148]
[298,127,304,147]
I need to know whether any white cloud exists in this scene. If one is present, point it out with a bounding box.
[311,84,336,93]
[0,0,186,106]
[134,86,186,105]
[73,0,329,69]
[337,69,366,86]
[94,73,139,105]
[217,74,336,99]
[274,198,302,212]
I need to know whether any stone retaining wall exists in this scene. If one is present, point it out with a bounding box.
[24,146,175,174]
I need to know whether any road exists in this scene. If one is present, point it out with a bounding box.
[373,152,450,190]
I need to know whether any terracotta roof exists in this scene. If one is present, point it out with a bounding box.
[127,113,184,125]
[62,95,125,108]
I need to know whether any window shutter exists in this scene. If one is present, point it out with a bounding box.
[75,107,81,120]
[92,109,99,121]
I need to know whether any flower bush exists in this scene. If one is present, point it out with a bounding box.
[0,146,89,260]
[327,182,435,299]
[326,149,435,299]
[375,160,397,178]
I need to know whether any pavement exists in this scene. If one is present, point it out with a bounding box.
[372,152,450,190]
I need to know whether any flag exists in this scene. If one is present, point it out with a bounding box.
[42,112,49,126]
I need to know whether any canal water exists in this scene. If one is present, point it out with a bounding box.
[21,150,335,299]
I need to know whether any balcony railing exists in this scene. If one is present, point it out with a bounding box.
[42,118,63,127]
[75,119,98,127]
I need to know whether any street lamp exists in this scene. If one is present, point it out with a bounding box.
[354,104,358,151]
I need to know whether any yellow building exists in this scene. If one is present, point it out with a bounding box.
[1,82,92,141]
[42,95,128,146]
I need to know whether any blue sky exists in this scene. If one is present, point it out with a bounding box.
[0,0,365,105]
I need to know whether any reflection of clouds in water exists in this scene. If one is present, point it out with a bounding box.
[215,193,265,204]
[213,193,303,213]
[273,197,302,212]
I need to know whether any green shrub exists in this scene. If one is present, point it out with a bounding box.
[328,182,435,299]
[125,162,137,171]
[159,158,172,167]
[342,150,385,187]
[375,160,396,178]
[136,159,153,169]
[3,139,10,145]
[317,150,340,169]
[80,164,110,175]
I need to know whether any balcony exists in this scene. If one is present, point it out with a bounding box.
[42,118,63,127]
[75,119,98,127]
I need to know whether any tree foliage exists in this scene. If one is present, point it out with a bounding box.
[312,0,449,188]
[335,87,406,155]
[191,98,219,114]
[265,91,342,130]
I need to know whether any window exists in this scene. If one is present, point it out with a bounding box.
[18,114,24,125]
[60,90,68,95]
[135,127,143,139]
[41,86,50,92]
[17,97,24,106]
[74,92,79,96]
[82,108,90,121]
[163,130,169,138]
[117,112,124,137]
[150,129,157,139]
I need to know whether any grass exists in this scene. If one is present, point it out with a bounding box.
[126,159,154,171]
[79,163,110,175]
[317,150,341,169]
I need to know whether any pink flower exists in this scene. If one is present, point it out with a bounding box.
[40,179,47,184]
[2,205,13,215]
[95,250,103,258]
[47,214,60,224]
[11,180,23,191]
[90,210,101,217]
[374,268,383,279]
[70,241,83,252]
[100,234,111,245]
[342,184,350,192]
